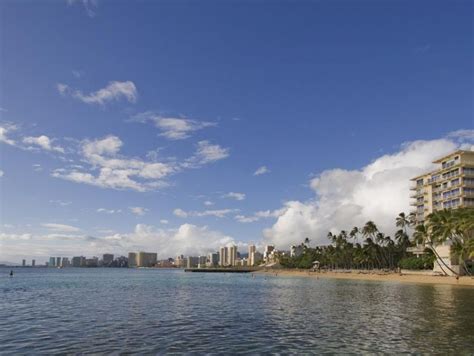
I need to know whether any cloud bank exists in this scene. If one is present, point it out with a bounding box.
[262,134,474,249]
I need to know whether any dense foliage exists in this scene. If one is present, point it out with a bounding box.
[399,255,435,270]
[279,208,474,275]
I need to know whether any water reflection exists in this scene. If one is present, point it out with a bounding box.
[0,268,473,353]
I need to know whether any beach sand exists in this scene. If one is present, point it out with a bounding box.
[257,269,474,287]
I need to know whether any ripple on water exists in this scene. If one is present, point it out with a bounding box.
[1,268,473,353]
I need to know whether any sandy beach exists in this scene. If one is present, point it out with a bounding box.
[257,269,474,287]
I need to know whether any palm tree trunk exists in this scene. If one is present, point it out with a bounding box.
[428,243,458,276]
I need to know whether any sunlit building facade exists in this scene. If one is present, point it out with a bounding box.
[410,150,474,275]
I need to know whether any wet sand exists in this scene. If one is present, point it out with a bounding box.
[257,269,474,287]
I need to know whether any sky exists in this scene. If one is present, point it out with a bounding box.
[0,0,473,264]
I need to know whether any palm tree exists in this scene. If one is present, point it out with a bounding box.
[413,222,455,276]
[396,212,412,235]
[428,208,474,275]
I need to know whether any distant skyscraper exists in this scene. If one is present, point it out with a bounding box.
[219,247,228,266]
[249,245,263,266]
[32,259,35,267]
[103,254,114,266]
[198,255,207,267]
[128,253,137,267]
[136,252,157,267]
[22,259,26,267]
[186,256,199,268]
[207,252,219,267]
[56,257,61,267]
[228,245,237,266]
[49,257,56,267]
[72,256,85,267]
[85,257,99,267]
[61,257,70,267]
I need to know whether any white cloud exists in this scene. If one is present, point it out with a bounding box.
[23,135,64,153]
[129,206,148,216]
[160,219,169,224]
[67,0,98,18]
[223,192,246,201]
[132,112,216,140]
[97,208,121,214]
[183,141,229,168]
[72,70,83,78]
[263,137,472,249]
[0,124,17,146]
[107,223,235,257]
[42,223,81,233]
[52,136,175,192]
[254,166,270,176]
[49,200,72,206]
[173,208,237,219]
[204,200,214,206]
[53,135,228,192]
[1,222,239,262]
[0,170,3,178]
[234,208,286,223]
[57,81,137,105]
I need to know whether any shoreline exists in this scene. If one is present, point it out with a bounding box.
[257,269,474,287]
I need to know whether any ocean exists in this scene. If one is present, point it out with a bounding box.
[1,267,473,354]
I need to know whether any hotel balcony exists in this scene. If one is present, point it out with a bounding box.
[462,191,474,198]
[409,191,424,198]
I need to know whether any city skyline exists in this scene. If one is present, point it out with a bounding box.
[1,1,473,263]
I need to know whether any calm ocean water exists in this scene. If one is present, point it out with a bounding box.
[0,267,473,354]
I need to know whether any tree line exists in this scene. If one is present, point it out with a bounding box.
[279,208,474,276]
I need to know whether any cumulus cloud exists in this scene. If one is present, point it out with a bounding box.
[57,81,137,105]
[109,223,236,257]
[262,136,473,249]
[254,166,270,176]
[23,135,65,153]
[52,135,175,192]
[52,135,229,192]
[173,208,238,218]
[132,112,216,140]
[42,223,81,233]
[204,200,214,206]
[223,192,246,201]
[129,206,148,216]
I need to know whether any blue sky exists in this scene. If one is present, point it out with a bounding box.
[1,0,473,263]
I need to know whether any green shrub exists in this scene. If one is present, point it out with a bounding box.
[399,255,435,270]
